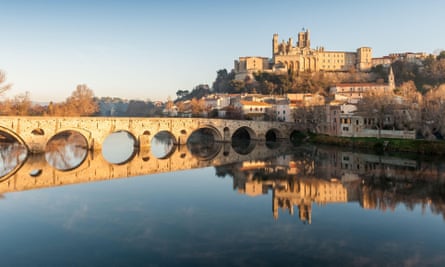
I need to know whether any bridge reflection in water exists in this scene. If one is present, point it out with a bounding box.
[1,139,445,223]
[0,137,290,194]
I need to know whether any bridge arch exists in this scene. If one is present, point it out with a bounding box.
[265,128,283,142]
[102,130,138,165]
[187,125,222,143]
[45,130,89,171]
[150,130,176,159]
[51,127,93,150]
[186,125,223,161]
[232,126,256,141]
[0,142,28,182]
[0,126,27,149]
[231,126,257,155]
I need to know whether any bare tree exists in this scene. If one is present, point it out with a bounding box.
[357,89,397,138]
[292,94,326,132]
[392,81,422,131]
[0,99,13,115]
[0,70,12,96]
[65,84,99,116]
[0,92,31,115]
[422,84,445,139]
[190,98,206,117]
[12,92,32,115]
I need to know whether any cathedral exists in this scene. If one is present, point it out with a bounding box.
[235,29,372,80]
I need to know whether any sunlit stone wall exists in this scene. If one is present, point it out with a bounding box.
[0,116,295,153]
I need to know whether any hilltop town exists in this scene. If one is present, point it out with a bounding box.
[163,29,445,140]
[1,29,445,140]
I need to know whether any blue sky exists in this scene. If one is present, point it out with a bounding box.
[1,0,444,102]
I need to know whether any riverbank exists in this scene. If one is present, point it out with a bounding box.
[301,133,445,155]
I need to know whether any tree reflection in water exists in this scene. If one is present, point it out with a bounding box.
[0,142,27,178]
[150,131,176,159]
[45,131,88,171]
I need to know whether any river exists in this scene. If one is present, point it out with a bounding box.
[0,132,444,266]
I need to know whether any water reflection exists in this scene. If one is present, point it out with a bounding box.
[187,130,222,160]
[265,140,281,149]
[231,127,256,154]
[0,142,27,178]
[150,131,176,159]
[216,146,445,222]
[102,131,136,164]
[45,131,88,170]
[1,137,445,266]
[231,139,256,155]
[1,139,445,222]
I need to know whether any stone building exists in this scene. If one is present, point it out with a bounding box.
[329,67,395,104]
[234,57,270,80]
[237,100,272,121]
[235,29,372,79]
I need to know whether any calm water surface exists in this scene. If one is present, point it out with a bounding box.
[0,135,444,266]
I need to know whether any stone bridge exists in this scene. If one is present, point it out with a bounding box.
[0,116,296,153]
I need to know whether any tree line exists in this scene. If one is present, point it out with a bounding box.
[0,82,99,116]
[0,72,167,117]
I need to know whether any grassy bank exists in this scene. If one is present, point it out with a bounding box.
[304,134,445,155]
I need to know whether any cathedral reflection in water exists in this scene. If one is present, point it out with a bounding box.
[216,147,445,223]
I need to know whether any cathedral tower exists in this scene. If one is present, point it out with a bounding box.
[272,33,279,55]
[297,29,310,49]
[388,66,395,91]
